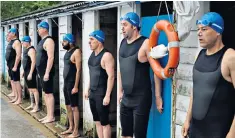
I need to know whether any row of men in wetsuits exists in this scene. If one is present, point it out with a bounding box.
[6,21,82,137]
[5,11,235,138]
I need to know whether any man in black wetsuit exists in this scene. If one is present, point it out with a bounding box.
[182,12,235,138]
[5,28,22,105]
[36,21,55,124]
[118,12,162,138]
[85,30,115,138]
[21,36,39,113]
[60,33,82,138]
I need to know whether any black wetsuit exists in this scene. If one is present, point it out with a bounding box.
[119,36,152,138]
[88,48,110,126]
[5,39,21,81]
[63,47,79,107]
[23,46,37,88]
[36,36,54,93]
[190,46,235,138]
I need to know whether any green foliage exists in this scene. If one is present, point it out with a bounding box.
[1,1,63,20]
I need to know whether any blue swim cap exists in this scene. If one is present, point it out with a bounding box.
[8,28,18,34]
[37,21,49,30]
[89,30,105,43]
[196,12,224,34]
[63,33,75,43]
[120,12,140,27]
[21,36,31,43]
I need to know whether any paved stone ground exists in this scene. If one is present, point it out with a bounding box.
[1,83,86,138]
[1,96,48,138]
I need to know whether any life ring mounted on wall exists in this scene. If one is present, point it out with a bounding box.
[149,20,180,80]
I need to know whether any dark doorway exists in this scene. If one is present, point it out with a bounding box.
[211,2,235,50]
[99,7,117,138]
[25,22,29,36]
[51,17,60,118]
[72,13,83,130]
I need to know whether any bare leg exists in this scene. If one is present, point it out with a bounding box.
[42,93,55,123]
[9,81,18,103]
[13,81,22,105]
[67,107,80,137]
[26,91,34,109]
[31,89,40,113]
[8,80,15,97]
[95,121,104,138]
[103,124,111,138]
[39,93,48,122]
[61,105,74,135]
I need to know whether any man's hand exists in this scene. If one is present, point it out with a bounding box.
[12,66,17,72]
[181,120,190,138]
[72,87,78,94]
[21,72,24,78]
[43,73,49,81]
[84,90,90,100]
[118,90,123,105]
[27,73,32,81]
[156,96,163,114]
[103,95,110,106]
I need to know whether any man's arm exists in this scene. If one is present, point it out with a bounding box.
[227,118,235,138]
[139,39,164,113]
[154,74,163,113]
[73,49,82,92]
[118,40,124,103]
[102,52,115,105]
[103,53,115,97]
[85,76,90,100]
[144,39,163,113]
[44,38,55,77]
[226,50,235,138]
[13,40,22,70]
[138,39,149,63]
[28,48,36,76]
[181,90,193,137]
[186,91,193,123]
[118,69,123,104]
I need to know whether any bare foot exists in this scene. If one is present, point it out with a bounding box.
[39,116,48,122]
[61,128,73,135]
[13,100,22,105]
[67,133,80,138]
[8,92,15,97]
[9,97,17,103]
[25,104,34,110]
[9,99,17,103]
[42,117,55,124]
[30,108,40,113]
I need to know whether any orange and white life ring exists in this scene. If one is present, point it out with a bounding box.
[149,20,180,80]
